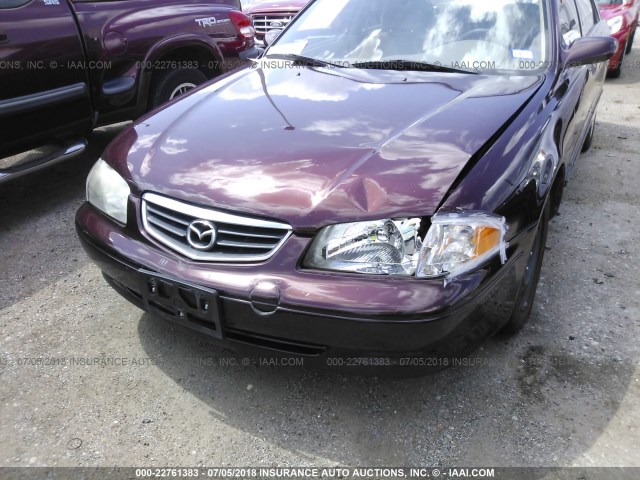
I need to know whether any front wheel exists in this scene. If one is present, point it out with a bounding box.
[148,68,208,110]
[501,201,550,335]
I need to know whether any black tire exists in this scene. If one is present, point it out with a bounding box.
[581,114,596,153]
[609,47,624,79]
[501,201,550,335]
[149,68,208,110]
[626,28,635,55]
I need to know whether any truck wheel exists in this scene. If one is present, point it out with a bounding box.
[149,68,208,110]
[626,27,635,54]
[500,201,550,335]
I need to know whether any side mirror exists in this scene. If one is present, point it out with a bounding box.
[563,36,618,68]
[264,29,283,46]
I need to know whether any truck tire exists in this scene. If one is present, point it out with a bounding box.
[149,68,208,110]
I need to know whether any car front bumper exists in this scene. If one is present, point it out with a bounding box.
[75,200,532,371]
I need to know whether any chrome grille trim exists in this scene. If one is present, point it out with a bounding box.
[142,193,292,262]
[250,14,296,35]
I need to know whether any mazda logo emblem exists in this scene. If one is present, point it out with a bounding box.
[187,220,217,251]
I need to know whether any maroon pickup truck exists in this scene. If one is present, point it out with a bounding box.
[0,0,257,181]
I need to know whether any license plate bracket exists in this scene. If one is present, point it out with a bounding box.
[138,269,223,339]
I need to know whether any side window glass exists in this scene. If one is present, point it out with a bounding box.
[575,0,596,33]
[559,0,581,46]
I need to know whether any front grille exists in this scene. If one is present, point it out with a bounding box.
[142,193,292,262]
[250,13,297,35]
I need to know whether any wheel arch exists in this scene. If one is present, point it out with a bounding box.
[136,35,224,112]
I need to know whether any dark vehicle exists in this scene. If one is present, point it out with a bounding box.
[243,0,308,42]
[0,0,256,181]
[597,0,639,76]
[76,0,616,374]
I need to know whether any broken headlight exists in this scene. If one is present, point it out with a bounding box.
[304,212,507,279]
[416,212,508,278]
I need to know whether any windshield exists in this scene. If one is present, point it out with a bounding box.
[266,0,550,74]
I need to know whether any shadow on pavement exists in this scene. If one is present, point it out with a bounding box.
[0,124,127,310]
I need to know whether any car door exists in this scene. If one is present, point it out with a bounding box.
[574,0,608,123]
[558,0,589,163]
[0,0,93,157]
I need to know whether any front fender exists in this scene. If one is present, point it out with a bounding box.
[141,33,224,67]
[439,75,561,243]
[136,34,224,110]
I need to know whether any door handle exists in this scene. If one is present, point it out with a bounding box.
[0,34,8,44]
[551,79,570,100]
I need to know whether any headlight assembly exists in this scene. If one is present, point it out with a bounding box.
[416,212,507,278]
[86,159,130,224]
[304,212,507,279]
[303,218,422,275]
[607,16,624,35]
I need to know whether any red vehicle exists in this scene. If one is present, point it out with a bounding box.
[597,0,639,77]
[243,0,308,42]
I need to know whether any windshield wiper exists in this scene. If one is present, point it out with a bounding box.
[264,53,342,68]
[350,60,478,75]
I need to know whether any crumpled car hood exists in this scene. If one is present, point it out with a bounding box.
[108,65,543,230]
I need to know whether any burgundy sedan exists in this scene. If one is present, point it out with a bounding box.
[597,0,639,76]
[76,0,616,373]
